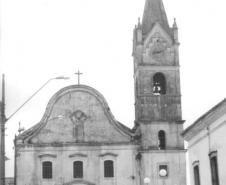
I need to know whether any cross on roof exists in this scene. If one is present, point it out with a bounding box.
[74,70,83,85]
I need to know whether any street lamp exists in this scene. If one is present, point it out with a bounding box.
[0,74,69,185]
[6,76,69,122]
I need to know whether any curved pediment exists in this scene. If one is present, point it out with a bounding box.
[63,179,95,185]
[18,85,133,144]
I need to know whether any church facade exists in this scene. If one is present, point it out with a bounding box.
[15,0,186,185]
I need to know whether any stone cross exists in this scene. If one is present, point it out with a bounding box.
[74,70,83,85]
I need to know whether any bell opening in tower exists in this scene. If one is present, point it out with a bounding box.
[152,72,166,95]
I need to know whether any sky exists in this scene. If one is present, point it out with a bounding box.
[1,0,226,178]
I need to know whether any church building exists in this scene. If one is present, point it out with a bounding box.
[15,0,186,185]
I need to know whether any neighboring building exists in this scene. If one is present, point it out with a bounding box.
[183,99,226,185]
[15,0,186,185]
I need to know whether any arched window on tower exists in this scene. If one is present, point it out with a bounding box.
[158,130,166,149]
[153,73,166,95]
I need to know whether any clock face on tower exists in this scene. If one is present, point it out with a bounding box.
[149,36,168,60]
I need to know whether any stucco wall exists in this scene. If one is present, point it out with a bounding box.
[5,177,14,185]
[30,90,130,144]
[140,122,184,149]
[140,151,186,185]
[187,115,226,185]
[15,86,136,185]
[16,145,137,185]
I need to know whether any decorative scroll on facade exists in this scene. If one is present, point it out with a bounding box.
[70,110,88,141]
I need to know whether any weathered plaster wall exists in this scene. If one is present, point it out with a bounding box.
[140,122,184,149]
[140,151,186,185]
[136,69,181,121]
[16,86,136,185]
[30,90,130,144]
[16,145,137,185]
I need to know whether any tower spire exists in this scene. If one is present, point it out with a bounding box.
[142,0,170,36]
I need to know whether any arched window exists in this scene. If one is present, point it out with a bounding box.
[153,73,166,95]
[193,164,201,185]
[158,130,166,149]
[104,160,114,177]
[42,161,52,179]
[73,161,83,178]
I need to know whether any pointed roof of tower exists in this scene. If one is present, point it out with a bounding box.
[142,0,170,36]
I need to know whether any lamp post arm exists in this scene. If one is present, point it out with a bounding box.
[6,78,54,122]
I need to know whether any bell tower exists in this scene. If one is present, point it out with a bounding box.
[133,0,181,122]
[133,0,186,184]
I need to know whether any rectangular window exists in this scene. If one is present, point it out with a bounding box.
[193,165,201,185]
[104,160,114,177]
[209,153,219,185]
[73,161,83,178]
[42,161,52,179]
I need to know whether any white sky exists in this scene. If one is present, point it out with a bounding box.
[1,0,226,178]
